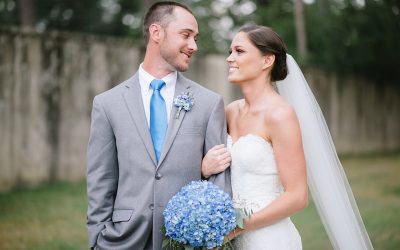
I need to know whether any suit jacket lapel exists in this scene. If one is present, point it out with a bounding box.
[157,73,191,167]
[122,73,157,166]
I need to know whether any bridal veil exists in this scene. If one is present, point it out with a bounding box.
[276,54,373,250]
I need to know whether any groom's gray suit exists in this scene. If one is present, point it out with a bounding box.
[86,72,231,250]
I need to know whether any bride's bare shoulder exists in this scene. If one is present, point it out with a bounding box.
[265,98,297,126]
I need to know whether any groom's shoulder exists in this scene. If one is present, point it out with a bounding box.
[93,74,136,102]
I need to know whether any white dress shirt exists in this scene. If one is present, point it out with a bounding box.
[138,63,177,127]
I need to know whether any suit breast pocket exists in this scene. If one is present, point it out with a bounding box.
[177,126,202,135]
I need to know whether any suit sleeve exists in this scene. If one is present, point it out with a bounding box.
[86,97,118,248]
[203,96,232,196]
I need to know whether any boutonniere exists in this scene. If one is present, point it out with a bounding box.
[174,92,194,119]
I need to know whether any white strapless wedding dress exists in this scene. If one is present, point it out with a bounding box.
[228,134,302,250]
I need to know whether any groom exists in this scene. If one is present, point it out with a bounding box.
[86,1,231,250]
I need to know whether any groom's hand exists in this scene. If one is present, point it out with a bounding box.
[201,144,231,178]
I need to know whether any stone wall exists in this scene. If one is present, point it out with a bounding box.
[304,69,400,154]
[0,28,139,190]
[0,27,399,191]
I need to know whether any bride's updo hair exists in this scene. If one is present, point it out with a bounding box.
[239,25,288,81]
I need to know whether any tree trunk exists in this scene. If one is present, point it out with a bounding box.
[294,0,307,59]
[143,0,157,11]
[18,0,35,27]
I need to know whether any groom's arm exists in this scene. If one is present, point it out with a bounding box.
[86,97,118,249]
[203,96,232,196]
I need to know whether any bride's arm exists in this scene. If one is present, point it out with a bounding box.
[244,105,308,231]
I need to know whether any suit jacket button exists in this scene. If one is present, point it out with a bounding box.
[149,204,154,211]
[155,173,162,180]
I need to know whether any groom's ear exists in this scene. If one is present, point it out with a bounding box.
[262,54,275,70]
[148,23,164,44]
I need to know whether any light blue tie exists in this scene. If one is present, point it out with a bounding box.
[150,79,167,162]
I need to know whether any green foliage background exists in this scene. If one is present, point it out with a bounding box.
[1,0,399,82]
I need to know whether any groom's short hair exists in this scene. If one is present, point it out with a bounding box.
[143,1,194,44]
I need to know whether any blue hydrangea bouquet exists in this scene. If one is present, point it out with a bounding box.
[163,180,237,250]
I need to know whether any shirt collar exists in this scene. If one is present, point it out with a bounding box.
[139,63,177,90]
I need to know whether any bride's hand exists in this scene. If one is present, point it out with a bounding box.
[224,227,244,243]
[201,144,231,178]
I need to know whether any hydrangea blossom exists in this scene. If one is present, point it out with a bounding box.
[174,92,194,118]
[163,180,236,249]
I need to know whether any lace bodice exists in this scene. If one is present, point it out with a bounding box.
[228,134,302,250]
[228,134,284,211]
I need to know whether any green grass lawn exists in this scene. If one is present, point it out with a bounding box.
[0,153,399,250]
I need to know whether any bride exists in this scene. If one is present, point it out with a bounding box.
[202,25,373,249]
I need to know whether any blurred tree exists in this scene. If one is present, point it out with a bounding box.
[143,0,156,10]
[1,0,399,82]
[294,0,307,59]
[188,0,257,55]
[0,0,19,25]
[305,0,400,82]
[18,0,35,27]
[316,0,329,13]
[254,0,400,82]
[35,0,142,37]
[0,0,143,37]
[254,0,297,56]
